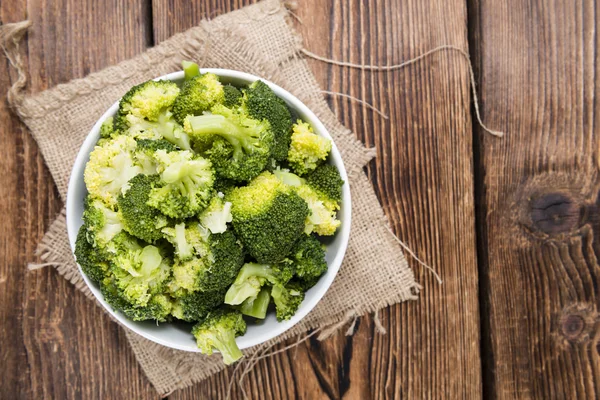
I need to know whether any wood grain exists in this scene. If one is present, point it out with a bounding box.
[469,0,600,398]
[152,0,482,399]
[0,0,159,398]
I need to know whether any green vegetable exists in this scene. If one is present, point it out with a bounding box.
[305,164,344,209]
[240,287,270,319]
[223,84,243,108]
[172,73,224,124]
[74,225,110,285]
[182,60,200,81]
[82,196,124,249]
[192,308,247,365]
[227,172,309,263]
[271,281,304,321]
[288,234,327,288]
[185,104,274,182]
[224,262,294,305]
[287,120,332,175]
[243,80,293,161]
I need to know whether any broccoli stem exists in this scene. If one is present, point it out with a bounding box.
[186,115,249,158]
[240,287,271,319]
[182,61,200,81]
[214,331,244,365]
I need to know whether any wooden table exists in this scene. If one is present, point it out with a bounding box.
[1,0,597,398]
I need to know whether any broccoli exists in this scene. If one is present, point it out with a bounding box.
[115,80,180,132]
[271,281,305,321]
[243,80,293,161]
[170,288,225,322]
[273,168,341,235]
[101,275,173,322]
[182,60,200,81]
[82,196,124,249]
[305,164,344,210]
[147,149,215,219]
[227,172,309,263]
[107,233,172,307]
[240,286,271,319]
[117,174,169,243]
[199,195,233,234]
[184,104,274,182]
[288,234,327,287]
[133,139,179,173]
[74,225,110,285]
[224,262,294,305]
[287,120,332,175]
[172,73,224,124]
[213,176,237,196]
[84,135,144,206]
[98,116,119,143]
[126,110,192,151]
[223,84,242,108]
[191,308,246,365]
[164,222,244,293]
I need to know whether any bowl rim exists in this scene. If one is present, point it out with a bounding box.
[66,68,352,352]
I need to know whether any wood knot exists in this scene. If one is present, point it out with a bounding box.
[530,193,581,234]
[555,304,598,346]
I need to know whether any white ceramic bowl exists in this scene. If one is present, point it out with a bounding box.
[66,69,351,352]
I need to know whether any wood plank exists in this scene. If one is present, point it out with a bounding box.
[8,0,159,398]
[469,0,600,398]
[152,0,482,398]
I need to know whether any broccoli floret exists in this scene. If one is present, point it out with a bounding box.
[271,281,305,321]
[126,110,192,151]
[164,222,244,293]
[243,80,292,161]
[84,135,144,206]
[115,80,180,132]
[101,275,173,322]
[213,176,237,196]
[184,104,274,182]
[227,172,309,263]
[223,84,242,108]
[305,164,344,210]
[191,308,246,365]
[99,116,119,142]
[74,225,110,284]
[171,288,225,322]
[172,73,224,124]
[287,120,332,175]
[182,60,200,81]
[107,233,172,307]
[240,286,270,319]
[147,149,215,218]
[132,139,178,174]
[117,174,169,243]
[288,234,327,288]
[199,195,233,234]
[224,262,294,305]
[82,196,124,248]
[273,168,340,235]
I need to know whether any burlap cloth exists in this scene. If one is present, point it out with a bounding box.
[10,0,419,395]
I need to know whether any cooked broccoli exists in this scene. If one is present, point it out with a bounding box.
[170,288,225,322]
[164,222,244,293]
[107,233,172,307]
[199,195,233,234]
[243,80,293,161]
[147,149,215,218]
[182,60,200,81]
[305,164,344,210]
[115,80,180,132]
[223,84,242,108]
[101,275,173,322]
[224,262,294,305]
[99,116,119,142]
[172,73,224,124]
[82,196,124,248]
[117,174,169,243]
[240,286,270,319]
[287,120,332,175]
[227,172,309,263]
[84,135,144,206]
[74,224,110,285]
[133,139,179,173]
[213,176,237,196]
[126,109,192,151]
[273,168,341,235]
[288,234,327,287]
[191,308,246,364]
[184,104,274,182]
[271,281,304,321]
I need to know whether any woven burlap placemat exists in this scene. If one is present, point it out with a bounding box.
[7,0,419,395]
